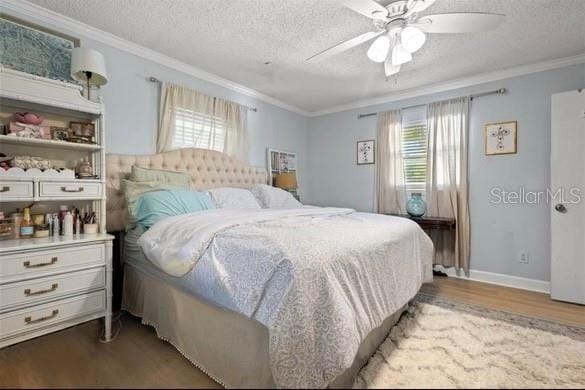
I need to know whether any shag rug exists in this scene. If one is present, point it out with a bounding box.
[354,294,585,389]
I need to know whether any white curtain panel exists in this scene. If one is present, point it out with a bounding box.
[157,82,249,162]
[426,97,470,271]
[376,110,407,214]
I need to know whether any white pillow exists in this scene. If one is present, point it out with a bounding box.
[251,184,302,209]
[207,187,261,209]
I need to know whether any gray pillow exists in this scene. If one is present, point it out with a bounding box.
[130,165,190,187]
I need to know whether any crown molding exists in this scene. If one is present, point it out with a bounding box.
[309,53,585,117]
[1,0,311,116]
[3,0,584,119]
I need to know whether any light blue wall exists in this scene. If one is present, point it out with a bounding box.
[306,64,585,282]
[3,8,310,197]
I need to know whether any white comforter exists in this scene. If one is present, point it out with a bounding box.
[138,207,433,388]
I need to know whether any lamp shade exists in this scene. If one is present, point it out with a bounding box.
[275,172,298,190]
[71,48,108,86]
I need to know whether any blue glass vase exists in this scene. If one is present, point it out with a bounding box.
[406,193,426,217]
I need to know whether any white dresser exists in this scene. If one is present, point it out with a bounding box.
[0,68,114,347]
[0,235,113,348]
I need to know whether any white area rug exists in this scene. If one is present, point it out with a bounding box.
[355,294,585,389]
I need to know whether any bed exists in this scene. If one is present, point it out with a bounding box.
[106,148,433,388]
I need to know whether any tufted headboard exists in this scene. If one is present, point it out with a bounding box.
[106,148,268,232]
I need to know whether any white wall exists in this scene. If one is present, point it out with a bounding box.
[306,64,585,282]
[2,8,310,197]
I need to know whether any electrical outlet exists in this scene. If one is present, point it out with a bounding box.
[518,251,529,264]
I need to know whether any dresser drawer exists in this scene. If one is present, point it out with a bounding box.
[0,244,105,283]
[38,181,102,199]
[0,291,105,340]
[0,181,34,201]
[0,267,105,311]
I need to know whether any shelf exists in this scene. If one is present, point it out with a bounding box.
[0,234,114,252]
[0,135,101,151]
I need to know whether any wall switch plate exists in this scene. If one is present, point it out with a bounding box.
[518,251,529,264]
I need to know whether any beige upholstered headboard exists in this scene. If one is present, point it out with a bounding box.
[106,148,268,232]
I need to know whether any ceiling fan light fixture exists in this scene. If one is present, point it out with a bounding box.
[401,26,426,53]
[384,60,401,77]
[392,44,412,66]
[367,35,390,63]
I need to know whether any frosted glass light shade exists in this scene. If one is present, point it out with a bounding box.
[71,48,108,86]
[392,44,412,66]
[367,36,390,63]
[401,26,426,53]
[384,60,401,76]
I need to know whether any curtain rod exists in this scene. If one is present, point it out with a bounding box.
[357,88,507,119]
[148,76,258,112]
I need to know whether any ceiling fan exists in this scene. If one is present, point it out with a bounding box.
[306,0,505,77]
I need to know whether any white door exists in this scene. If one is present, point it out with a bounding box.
[551,89,585,304]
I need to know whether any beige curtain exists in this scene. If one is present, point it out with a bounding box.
[376,110,407,214]
[157,82,249,161]
[425,97,470,271]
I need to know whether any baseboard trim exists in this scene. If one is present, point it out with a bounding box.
[434,265,551,294]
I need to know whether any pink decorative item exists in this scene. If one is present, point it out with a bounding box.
[13,112,44,125]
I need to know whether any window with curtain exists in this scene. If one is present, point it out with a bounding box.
[157,82,250,162]
[172,107,226,152]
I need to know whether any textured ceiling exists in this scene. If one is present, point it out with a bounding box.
[30,0,585,113]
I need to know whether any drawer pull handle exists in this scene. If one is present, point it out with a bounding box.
[24,283,59,296]
[24,309,59,325]
[0,186,9,193]
[61,186,84,193]
[23,257,58,268]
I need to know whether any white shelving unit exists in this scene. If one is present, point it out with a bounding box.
[0,67,113,348]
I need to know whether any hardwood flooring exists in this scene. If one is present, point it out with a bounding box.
[1,277,584,388]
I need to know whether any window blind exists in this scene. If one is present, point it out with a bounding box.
[402,120,427,190]
[172,107,226,152]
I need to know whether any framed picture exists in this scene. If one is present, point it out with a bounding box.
[70,122,95,138]
[357,140,375,165]
[0,16,79,82]
[50,127,70,141]
[485,121,517,155]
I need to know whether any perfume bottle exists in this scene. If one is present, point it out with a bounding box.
[19,208,34,238]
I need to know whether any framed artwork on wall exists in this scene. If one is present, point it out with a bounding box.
[0,16,79,82]
[357,140,375,165]
[485,121,517,155]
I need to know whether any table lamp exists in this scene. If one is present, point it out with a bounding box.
[71,48,108,101]
[275,172,297,190]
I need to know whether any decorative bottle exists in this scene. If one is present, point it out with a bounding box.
[406,193,427,217]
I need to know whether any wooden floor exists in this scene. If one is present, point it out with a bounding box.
[1,277,584,388]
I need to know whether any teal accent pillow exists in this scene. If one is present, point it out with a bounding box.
[134,190,215,230]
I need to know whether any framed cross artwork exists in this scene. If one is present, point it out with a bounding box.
[357,140,375,165]
[485,121,517,155]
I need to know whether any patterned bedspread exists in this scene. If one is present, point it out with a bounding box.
[139,208,433,388]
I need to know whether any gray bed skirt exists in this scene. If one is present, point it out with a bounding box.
[122,263,407,388]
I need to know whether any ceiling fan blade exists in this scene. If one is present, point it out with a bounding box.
[306,31,384,62]
[415,13,505,33]
[404,0,437,17]
[344,0,388,19]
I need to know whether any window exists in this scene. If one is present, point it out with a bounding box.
[172,107,226,151]
[402,119,427,191]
